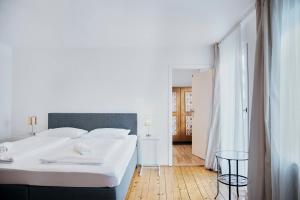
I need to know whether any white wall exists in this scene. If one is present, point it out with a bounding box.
[172,69,198,87]
[0,0,215,164]
[11,47,213,164]
[0,43,12,139]
[0,0,255,165]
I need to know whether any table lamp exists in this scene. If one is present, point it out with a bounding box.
[144,119,152,137]
[29,116,37,135]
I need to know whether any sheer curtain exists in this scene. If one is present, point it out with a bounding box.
[271,0,300,199]
[218,27,249,178]
[249,0,300,199]
[205,44,220,170]
[205,14,255,173]
[219,27,247,153]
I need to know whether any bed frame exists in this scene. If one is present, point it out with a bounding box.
[0,113,138,200]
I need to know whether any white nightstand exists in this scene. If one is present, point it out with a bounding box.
[139,136,160,176]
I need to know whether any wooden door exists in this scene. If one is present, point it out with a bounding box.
[172,88,181,141]
[172,87,192,142]
[180,87,193,142]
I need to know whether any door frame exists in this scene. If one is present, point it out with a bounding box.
[168,65,212,166]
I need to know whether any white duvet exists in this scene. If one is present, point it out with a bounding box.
[39,137,124,165]
[0,135,137,187]
[0,136,70,163]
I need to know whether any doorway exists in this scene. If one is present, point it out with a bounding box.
[172,86,199,166]
[169,66,213,166]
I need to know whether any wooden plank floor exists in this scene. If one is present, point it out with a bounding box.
[173,145,205,166]
[126,166,247,200]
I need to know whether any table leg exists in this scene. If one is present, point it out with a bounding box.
[157,140,160,177]
[236,160,239,197]
[229,160,231,200]
[215,157,220,199]
[215,181,219,199]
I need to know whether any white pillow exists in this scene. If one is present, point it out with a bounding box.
[87,128,131,139]
[36,127,88,139]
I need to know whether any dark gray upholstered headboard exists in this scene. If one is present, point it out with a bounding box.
[48,113,137,135]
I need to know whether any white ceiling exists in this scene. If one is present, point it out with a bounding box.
[0,0,254,48]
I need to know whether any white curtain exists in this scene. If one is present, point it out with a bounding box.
[249,0,300,199]
[205,44,220,170]
[271,0,300,199]
[218,27,249,178]
[219,27,247,153]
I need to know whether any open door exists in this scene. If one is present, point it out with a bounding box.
[192,69,213,159]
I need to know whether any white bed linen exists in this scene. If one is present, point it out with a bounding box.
[0,136,70,162]
[39,137,124,165]
[0,135,137,187]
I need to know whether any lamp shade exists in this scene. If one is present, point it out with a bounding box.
[29,116,37,125]
[144,119,152,126]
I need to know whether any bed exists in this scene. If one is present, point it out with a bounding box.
[0,113,138,200]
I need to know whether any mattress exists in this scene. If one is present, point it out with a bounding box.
[0,135,137,188]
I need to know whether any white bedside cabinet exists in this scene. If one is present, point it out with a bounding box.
[139,136,160,176]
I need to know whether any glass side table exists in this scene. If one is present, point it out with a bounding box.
[215,151,248,200]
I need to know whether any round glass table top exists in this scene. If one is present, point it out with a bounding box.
[215,151,248,161]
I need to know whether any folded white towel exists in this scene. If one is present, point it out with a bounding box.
[0,155,14,163]
[73,143,92,155]
[0,142,14,163]
[0,142,13,153]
